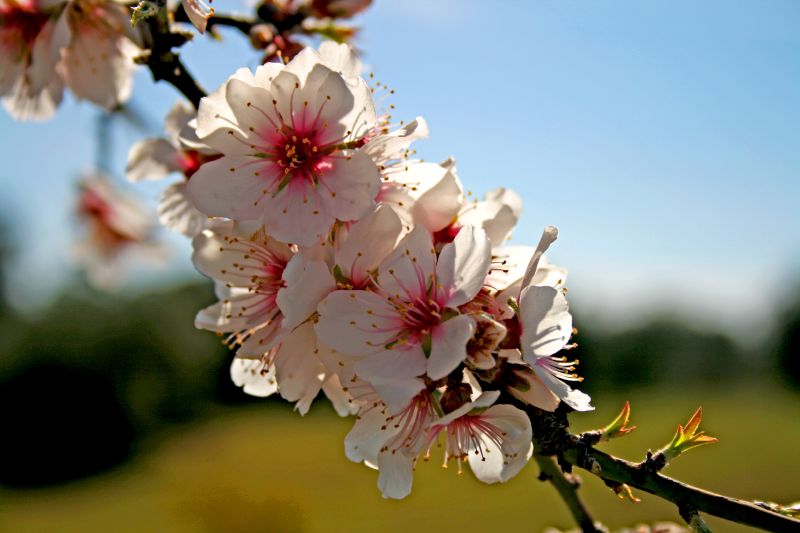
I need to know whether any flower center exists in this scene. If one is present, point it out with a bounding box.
[277,134,320,175]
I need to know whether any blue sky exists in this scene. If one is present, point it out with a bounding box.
[0,0,798,341]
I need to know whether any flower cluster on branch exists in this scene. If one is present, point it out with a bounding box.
[3,1,799,529]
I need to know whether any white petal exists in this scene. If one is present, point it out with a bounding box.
[535,368,594,412]
[158,182,210,237]
[519,226,558,294]
[273,323,325,414]
[377,449,414,499]
[469,404,532,483]
[435,225,492,307]
[322,373,355,417]
[345,404,389,464]
[375,226,435,300]
[317,41,363,78]
[411,165,463,232]
[365,117,428,163]
[323,150,381,222]
[125,138,181,182]
[371,378,425,415]
[236,323,285,358]
[62,5,140,109]
[315,290,401,357]
[186,155,272,221]
[354,348,427,383]
[230,358,278,397]
[335,205,402,286]
[520,285,572,359]
[427,315,475,380]
[507,367,560,412]
[277,257,335,330]
[183,0,211,33]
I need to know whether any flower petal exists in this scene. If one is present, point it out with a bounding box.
[316,290,402,357]
[427,315,475,380]
[519,285,572,359]
[436,225,491,307]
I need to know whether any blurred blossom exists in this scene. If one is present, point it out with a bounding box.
[74,174,165,289]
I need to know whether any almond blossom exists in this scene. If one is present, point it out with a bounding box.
[74,174,164,289]
[192,222,349,414]
[60,0,143,110]
[315,225,492,407]
[126,102,220,236]
[192,222,293,360]
[186,45,381,246]
[423,390,532,484]
[503,227,593,412]
[0,0,68,120]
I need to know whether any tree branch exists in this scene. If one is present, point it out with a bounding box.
[519,402,800,532]
[559,441,800,532]
[142,0,207,109]
[534,452,604,532]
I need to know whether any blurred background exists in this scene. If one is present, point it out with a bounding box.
[0,1,798,531]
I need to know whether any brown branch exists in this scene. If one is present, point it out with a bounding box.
[559,441,800,532]
[534,452,604,532]
[517,401,800,532]
[142,0,207,109]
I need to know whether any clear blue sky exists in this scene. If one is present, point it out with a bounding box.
[1,0,798,341]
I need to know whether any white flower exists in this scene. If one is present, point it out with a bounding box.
[344,389,435,499]
[389,158,523,248]
[315,225,492,409]
[126,102,220,236]
[60,0,143,110]
[73,174,164,290]
[187,45,380,246]
[514,227,593,412]
[0,0,69,121]
[423,390,533,484]
[192,223,293,355]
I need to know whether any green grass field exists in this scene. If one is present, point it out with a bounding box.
[2,382,798,532]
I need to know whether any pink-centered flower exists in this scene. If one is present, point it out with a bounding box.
[344,389,436,499]
[74,174,163,289]
[423,390,532,484]
[192,222,293,355]
[0,0,68,120]
[315,225,492,395]
[187,45,380,246]
[60,0,143,110]
[126,102,220,236]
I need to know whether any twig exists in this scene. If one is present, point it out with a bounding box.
[534,452,604,532]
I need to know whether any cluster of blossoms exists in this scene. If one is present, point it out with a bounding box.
[127,41,592,498]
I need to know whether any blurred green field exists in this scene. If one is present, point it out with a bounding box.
[1,382,798,533]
